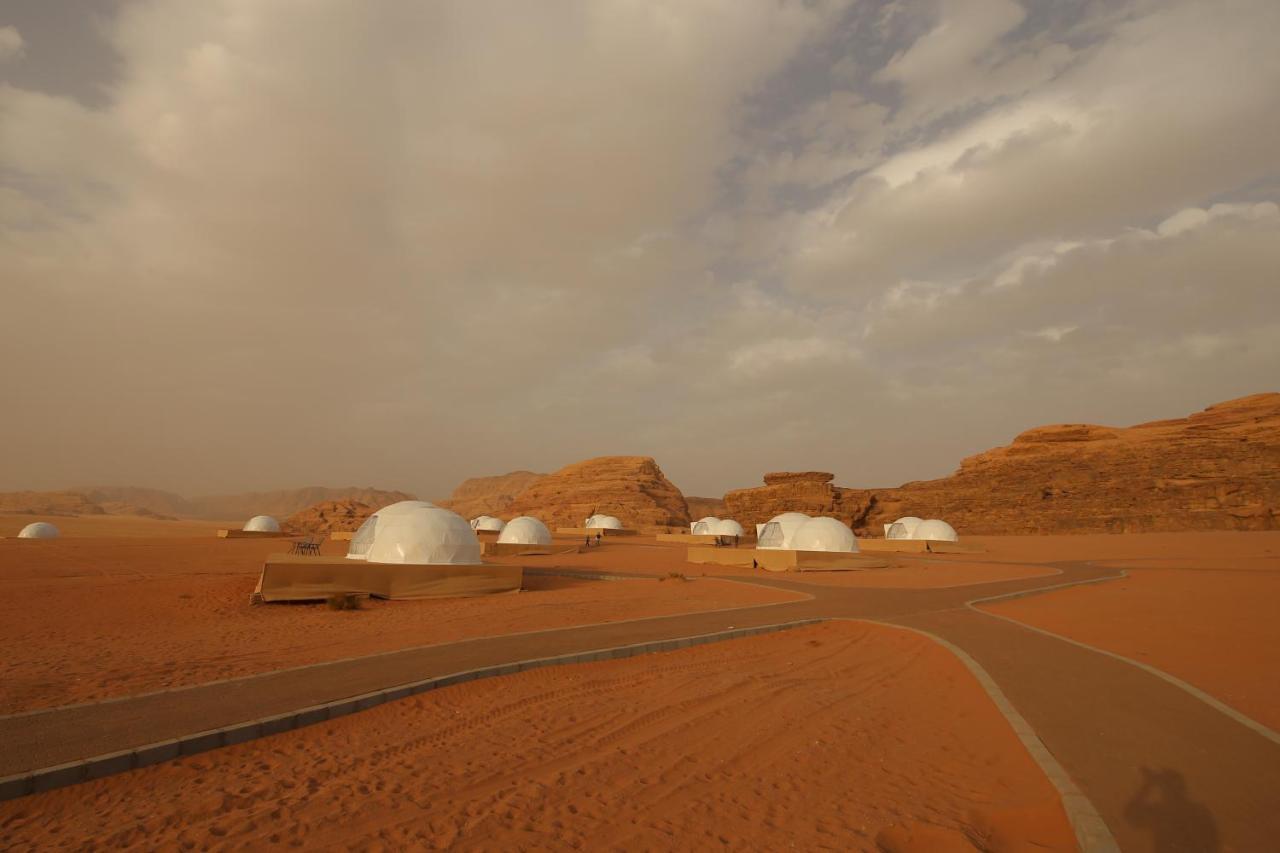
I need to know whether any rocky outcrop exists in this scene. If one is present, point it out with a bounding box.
[685,496,728,519]
[0,491,106,516]
[439,471,547,520]
[724,473,874,531]
[503,456,690,529]
[726,394,1280,535]
[283,499,376,534]
[79,486,414,520]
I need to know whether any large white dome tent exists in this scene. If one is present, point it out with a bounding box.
[243,515,282,533]
[346,501,479,565]
[912,519,959,542]
[710,519,745,538]
[691,516,720,534]
[756,512,811,549]
[498,516,552,546]
[789,517,858,553]
[18,522,60,539]
[585,514,623,530]
[471,516,506,532]
[884,516,923,539]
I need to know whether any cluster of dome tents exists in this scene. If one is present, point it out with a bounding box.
[690,516,745,537]
[883,516,959,542]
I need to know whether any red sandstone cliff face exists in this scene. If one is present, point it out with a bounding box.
[283,499,376,534]
[726,394,1280,535]
[685,496,728,519]
[503,456,690,529]
[0,491,106,517]
[439,471,547,519]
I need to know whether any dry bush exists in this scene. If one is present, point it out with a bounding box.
[326,593,362,611]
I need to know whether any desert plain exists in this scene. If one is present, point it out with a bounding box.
[1,509,1277,852]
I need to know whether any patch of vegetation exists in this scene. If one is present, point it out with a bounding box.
[326,592,363,611]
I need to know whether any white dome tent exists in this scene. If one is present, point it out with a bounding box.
[710,519,745,538]
[912,519,959,542]
[691,516,720,534]
[346,501,479,565]
[757,512,811,549]
[884,516,923,539]
[498,516,552,546]
[585,514,623,530]
[789,517,859,553]
[471,516,506,532]
[243,515,282,533]
[18,522,59,539]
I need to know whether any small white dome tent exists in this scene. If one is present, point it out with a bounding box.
[912,519,958,542]
[790,517,858,553]
[585,514,623,530]
[18,522,59,539]
[471,516,506,532]
[757,512,811,549]
[498,516,552,546]
[711,519,745,537]
[884,516,923,538]
[886,522,910,540]
[243,515,281,533]
[691,516,720,534]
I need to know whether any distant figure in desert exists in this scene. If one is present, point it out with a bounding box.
[1124,767,1218,852]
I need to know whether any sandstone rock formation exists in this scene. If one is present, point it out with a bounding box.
[0,491,106,517]
[727,394,1280,535]
[439,471,546,519]
[724,474,872,530]
[685,496,728,519]
[502,456,690,529]
[283,499,376,534]
[76,486,414,520]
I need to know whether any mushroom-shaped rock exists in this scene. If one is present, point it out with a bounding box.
[243,515,282,533]
[346,501,480,564]
[912,519,958,542]
[789,517,859,553]
[497,516,552,546]
[18,522,60,539]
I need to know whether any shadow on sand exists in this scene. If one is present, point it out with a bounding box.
[1123,766,1219,852]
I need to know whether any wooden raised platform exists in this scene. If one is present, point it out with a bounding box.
[686,547,889,572]
[656,533,719,544]
[858,539,981,554]
[253,554,522,603]
[217,529,289,539]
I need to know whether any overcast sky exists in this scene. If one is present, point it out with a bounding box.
[2,0,1278,499]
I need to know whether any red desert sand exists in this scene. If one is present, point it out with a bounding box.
[0,537,802,713]
[0,622,1076,852]
[979,532,1280,730]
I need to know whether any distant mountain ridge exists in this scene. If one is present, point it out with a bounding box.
[2,486,414,521]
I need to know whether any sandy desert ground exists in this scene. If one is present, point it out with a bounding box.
[0,513,238,538]
[0,535,801,713]
[0,622,1075,852]
[2,520,1277,851]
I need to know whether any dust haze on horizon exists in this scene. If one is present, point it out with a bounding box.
[2,0,1278,501]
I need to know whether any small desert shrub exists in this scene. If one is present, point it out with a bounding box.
[327,593,362,611]
[659,572,689,583]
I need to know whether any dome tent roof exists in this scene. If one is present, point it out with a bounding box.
[498,516,552,545]
[886,522,910,539]
[471,516,506,532]
[912,519,958,542]
[243,515,281,533]
[585,514,623,529]
[711,518,745,537]
[884,516,923,538]
[18,522,59,539]
[691,516,720,533]
[790,517,858,553]
[346,501,479,565]
[757,512,811,549]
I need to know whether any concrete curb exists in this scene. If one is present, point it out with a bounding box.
[0,618,822,802]
[846,617,1121,853]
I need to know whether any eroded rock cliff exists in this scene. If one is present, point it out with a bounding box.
[503,456,690,529]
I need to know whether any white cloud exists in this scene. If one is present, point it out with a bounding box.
[0,25,24,62]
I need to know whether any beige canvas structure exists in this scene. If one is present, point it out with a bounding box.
[859,538,981,554]
[253,554,522,602]
[687,546,888,572]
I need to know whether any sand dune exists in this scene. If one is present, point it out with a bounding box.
[0,622,1075,851]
